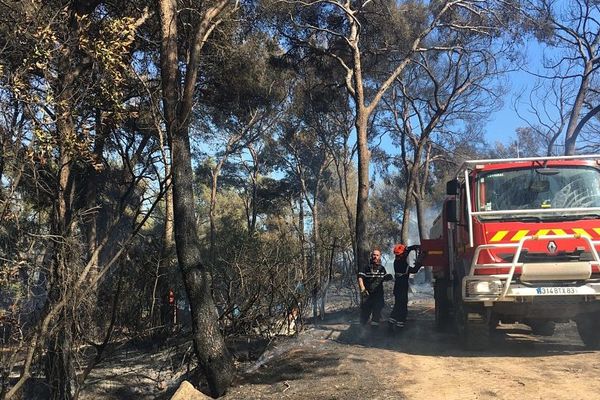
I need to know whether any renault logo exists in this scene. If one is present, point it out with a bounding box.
[547,241,557,254]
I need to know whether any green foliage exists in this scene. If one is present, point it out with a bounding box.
[201,32,291,126]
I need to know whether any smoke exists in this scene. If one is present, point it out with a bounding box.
[409,206,441,283]
[381,206,441,274]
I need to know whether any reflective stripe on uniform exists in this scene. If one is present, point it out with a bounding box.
[359,272,387,278]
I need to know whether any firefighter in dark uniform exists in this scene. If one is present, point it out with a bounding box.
[389,244,421,328]
[358,248,392,326]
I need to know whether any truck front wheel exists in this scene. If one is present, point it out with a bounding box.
[576,314,600,348]
[456,302,490,350]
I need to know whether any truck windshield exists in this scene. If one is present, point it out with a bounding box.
[476,166,600,219]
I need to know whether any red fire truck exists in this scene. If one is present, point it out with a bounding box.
[421,155,600,349]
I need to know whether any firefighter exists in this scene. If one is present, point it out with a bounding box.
[389,244,422,328]
[358,248,393,326]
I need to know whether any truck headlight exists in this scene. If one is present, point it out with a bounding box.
[466,280,503,295]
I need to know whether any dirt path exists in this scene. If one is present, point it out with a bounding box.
[224,292,600,400]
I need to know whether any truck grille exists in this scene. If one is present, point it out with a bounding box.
[499,251,593,263]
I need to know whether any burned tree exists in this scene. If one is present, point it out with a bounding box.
[157,0,236,396]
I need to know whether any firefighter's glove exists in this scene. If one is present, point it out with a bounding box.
[409,265,422,274]
[360,289,370,302]
[383,273,394,282]
[408,245,421,261]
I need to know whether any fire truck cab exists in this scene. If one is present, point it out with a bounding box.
[422,155,600,349]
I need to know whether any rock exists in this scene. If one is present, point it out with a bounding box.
[170,381,211,400]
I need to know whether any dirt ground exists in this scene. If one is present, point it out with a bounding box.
[80,283,600,400]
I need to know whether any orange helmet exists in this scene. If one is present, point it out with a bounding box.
[393,244,406,255]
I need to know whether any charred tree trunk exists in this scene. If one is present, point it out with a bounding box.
[158,0,233,396]
[46,108,76,400]
[320,238,336,318]
[44,2,90,392]
[169,90,233,400]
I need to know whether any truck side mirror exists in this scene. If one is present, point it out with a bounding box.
[446,179,459,195]
[446,199,458,223]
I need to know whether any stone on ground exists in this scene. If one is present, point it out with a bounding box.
[170,381,210,400]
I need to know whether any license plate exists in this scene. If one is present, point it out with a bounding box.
[535,287,579,295]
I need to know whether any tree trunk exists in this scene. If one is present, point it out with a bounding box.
[158,0,233,396]
[46,325,75,400]
[209,166,221,266]
[333,152,356,270]
[247,145,259,234]
[163,170,175,254]
[171,127,233,397]
[564,61,592,155]
[355,115,370,271]
[156,168,176,327]
[320,238,336,319]
[46,152,75,400]
[84,110,105,282]
[400,164,419,244]
[415,196,426,242]
[46,243,76,400]
[401,144,424,243]
[45,13,82,392]
[414,142,433,242]
[298,197,307,280]
[400,181,414,244]
[307,163,327,320]
[310,200,321,320]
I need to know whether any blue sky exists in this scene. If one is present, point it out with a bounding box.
[485,41,548,146]
[486,85,526,146]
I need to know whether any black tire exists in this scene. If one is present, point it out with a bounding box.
[576,315,600,349]
[455,302,490,350]
[528,320,556,336]
[434,279,451,331]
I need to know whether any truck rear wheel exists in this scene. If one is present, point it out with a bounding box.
[434,279,451,331]
[576,314,600,348]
